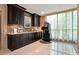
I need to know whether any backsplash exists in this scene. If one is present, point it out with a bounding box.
[7,24,42,34]
[7,24,20,33]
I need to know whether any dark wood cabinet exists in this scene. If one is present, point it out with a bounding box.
[32,13,40,26]
[7,4,25,25]
[8,35,19,51]
[8,4,40,27]
[8,32,42,51]
[8,34,29,51]
[33,32,42,41]
[16,10,24,25]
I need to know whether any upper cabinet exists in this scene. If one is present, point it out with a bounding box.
[32,13,40,26]
[7,4,26,25]
[8,4,40,27]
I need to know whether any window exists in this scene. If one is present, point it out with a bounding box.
[46,10,77,42]
[66,11,72,41]
[58,13,63,39]
[46,15,57,39]
[73,10,77,42]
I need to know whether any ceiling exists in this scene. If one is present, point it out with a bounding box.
[19,4,77,16]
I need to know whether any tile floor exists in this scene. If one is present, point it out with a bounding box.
[0,40,77,55]
[8,40,50,55]
[50,41,77,55]
[0,49,11,55]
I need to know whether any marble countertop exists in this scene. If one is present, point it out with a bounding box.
[7,31,42,35]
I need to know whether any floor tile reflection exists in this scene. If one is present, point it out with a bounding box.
[50,41,77,55]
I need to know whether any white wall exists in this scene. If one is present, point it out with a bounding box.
[19,4,77,16]
[0,4,7,49]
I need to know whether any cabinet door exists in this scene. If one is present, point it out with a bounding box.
[14,35,21,49]
[35,15,39,26]
[27,33,32,44]
[21,33,30,45]
[37,16,40,26]
[40,32,42,39]
[9,35,19,51]
[8,5,13,24]
[8,35,17,51]
[21,34,27,46]
[37,32,39,39]
[34,32,36,40]
[35,14,40,26]
[19,11,24,25]
[8,5,17,24]
[8,6,18,24]
[31,14,40,26]
[37,32,40,40]
[8,5,24,25]
[16,10,24,25]
[31,33,34,42]
[29,33,33,43]
[33,32,37,41]
[8,35,13,51]
[31,14,35,26]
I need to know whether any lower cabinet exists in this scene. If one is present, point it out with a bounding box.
[33,32,42,40]
[8,32,42,51]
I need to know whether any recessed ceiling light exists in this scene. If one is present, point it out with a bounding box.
[41,11,45,14]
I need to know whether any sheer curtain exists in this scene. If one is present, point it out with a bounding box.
[46,10,77,43]
[46,15,57,40]
[73,10,77,42]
